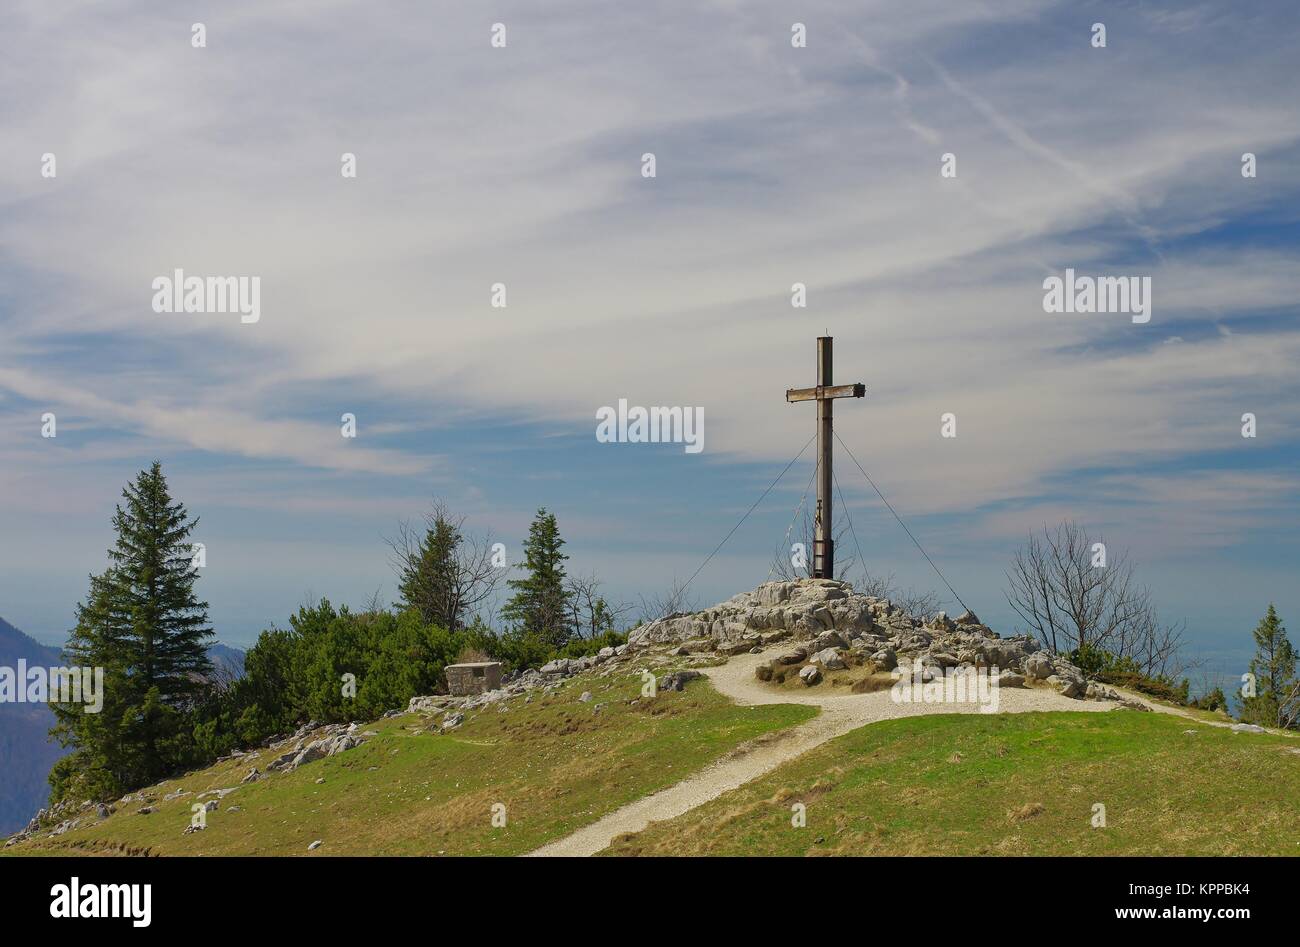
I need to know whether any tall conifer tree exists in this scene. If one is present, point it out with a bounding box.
[501,508,571,647]
[1241,604,1297,728]
[397,516,462,629]
[51,462,213,799]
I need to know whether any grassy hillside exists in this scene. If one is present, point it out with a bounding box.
[603,710,1300,856]
[5,673,814,856]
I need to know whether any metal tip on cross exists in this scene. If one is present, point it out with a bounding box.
[785,336,866,579]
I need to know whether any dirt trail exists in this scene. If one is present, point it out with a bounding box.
[526,651,1114,857]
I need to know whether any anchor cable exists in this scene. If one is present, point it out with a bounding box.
[682,432,817,597]
[833,430,972,615]
[768,449,819,580]
[832,465,867,581]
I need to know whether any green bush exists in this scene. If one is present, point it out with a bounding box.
[1190,687,1228,713]
[1069,644,1190,704]
[558,630,629,659]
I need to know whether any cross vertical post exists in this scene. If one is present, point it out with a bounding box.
[816,337,834,579]
[786,336,866,579]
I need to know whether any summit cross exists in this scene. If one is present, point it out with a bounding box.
[785,336,866,579]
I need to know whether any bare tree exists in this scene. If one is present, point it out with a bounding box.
[1123,610,1197,681]
[1280,679,1300,730]
[362,585,385,615]
[856,570,941,621]
[384,500,504,630]
[1005,521,1188,678]
[565,572,633,639]
[637,576,699,625]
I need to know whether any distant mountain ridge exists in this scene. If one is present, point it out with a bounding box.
[0,615,245,836]
[0,616,66,835]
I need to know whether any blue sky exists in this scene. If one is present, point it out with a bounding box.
[1,1,1298,691]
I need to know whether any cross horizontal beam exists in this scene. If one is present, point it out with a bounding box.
[785,383,866,403]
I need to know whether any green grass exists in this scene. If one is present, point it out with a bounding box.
[7,674,815,856]
[601,710,1300,856]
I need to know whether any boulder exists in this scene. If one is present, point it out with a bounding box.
[290,744,328,768]
[870,648,898,671]
[812,630,847,651]
[658,670,703,692]
[441,712,465,731]
[539,658,575,676]
[929,612,957,633]
[716,638,756,656]
[1056,678,1085,699]
[983,641,1026,670]
[812,647,846,670]
[626,614,705,647]
[798,665,822,686]
[1023,653,1054,680]
[776,647,808,666]
[929,651,959,669]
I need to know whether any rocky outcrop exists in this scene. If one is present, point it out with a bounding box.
[264,721,374,773]
[626,578,1105,702]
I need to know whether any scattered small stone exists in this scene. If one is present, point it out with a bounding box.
[308,839,323,851]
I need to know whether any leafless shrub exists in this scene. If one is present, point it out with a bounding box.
[565,571,633,638]
[637,576,699,625]
[1005,520,1192,678]
[855,570,941,621]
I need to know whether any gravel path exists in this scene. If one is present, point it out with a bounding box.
[526,651,1115,857]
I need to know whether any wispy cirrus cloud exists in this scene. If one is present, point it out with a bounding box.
[1,0,1298,650]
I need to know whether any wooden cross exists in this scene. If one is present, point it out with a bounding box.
[786,336,865,579]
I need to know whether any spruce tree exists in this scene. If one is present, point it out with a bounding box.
[1241,604,1297,728]
[397,515,462,629]
[500,508,571,648]
[50,462,213,800]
